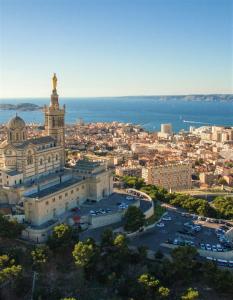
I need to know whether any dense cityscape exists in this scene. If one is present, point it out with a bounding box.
[1,0,232,299]
[0,75,232,300]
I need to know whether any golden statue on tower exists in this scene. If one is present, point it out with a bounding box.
[52,73,57,90]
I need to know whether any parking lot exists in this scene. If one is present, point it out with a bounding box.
[131,207,233,255]
[73,191,152,219]
[72,192,139,218]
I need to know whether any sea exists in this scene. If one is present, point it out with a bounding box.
[0,97,232,132]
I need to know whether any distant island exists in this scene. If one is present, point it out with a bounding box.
[0,95,232,112]
[118,94,233,103]
[0,103,42,111]
[161,94,233,102]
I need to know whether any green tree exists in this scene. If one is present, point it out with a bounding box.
[171,246,198,283]
[47,223,73,251]
[72,241,96,268]
[202,261,233,293]
[137,245,148,262]
[0,214,25,239]
[122,176,145,189]
[155,249,164,260]
[124,206,145,232]
[138,273,170,299]
[100,229,114,248]
[31,246,48,270]
[0,254,22,284]
[138,273,160,288]
[113,234,128,249]
[212,196,233,219]
[181,288,199,300]
[159,286,170,298]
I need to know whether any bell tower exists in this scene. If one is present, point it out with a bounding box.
[44,74,65,165]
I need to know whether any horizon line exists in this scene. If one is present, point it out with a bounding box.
[0,92,232,100]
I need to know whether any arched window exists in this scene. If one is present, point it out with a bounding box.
[40,158,43,165]
[56,154,58,161]
[16,132,19,141]
[48,156,51,163]
[27,150,33,165]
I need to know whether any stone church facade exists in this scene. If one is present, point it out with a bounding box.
[0,75,113,240]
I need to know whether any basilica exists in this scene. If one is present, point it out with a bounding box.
[0,75,113,241]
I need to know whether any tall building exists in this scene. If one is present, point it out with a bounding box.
[158,123,173,139]
[142,162,192,191]
[44,74,66,165]
[161,123,172,134]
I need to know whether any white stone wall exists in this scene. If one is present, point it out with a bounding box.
[90,211,122,229]
[24,181,88,226]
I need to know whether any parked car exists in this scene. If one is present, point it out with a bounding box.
[229,261,233,267]
[192,225,201,232]
[173,239,178,245]
[209,218,215,223]
[217,259,228,266]
[200,243,205,250]
[162,215,172,221]
[216,244,223,252]
[212,245,217,252]
[167,238,173,244]
[205,244,212,251]
[156,222,165,228]
[185,240,194,246]
[217,219,225,224]
[226,222,233,227]
[182,212,188,217]
[118,203,128,209]
[222,242,232,250]
[220,225,229,231]
[206,257,217,263]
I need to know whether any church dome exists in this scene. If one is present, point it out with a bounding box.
[7,115,26,130]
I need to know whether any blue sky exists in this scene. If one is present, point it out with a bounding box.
[0,0,232,97]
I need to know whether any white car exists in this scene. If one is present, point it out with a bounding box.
[217,244,223,252]
[119,203,128,209]
[173,239,179,245]
[205,244,212,251]
[192,225,201,232]
[156,222,165,228]
[162,216,172,221]
[212,245,217,252]
[126,196,133,200]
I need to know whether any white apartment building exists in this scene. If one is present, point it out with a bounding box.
[142,162,192,191]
